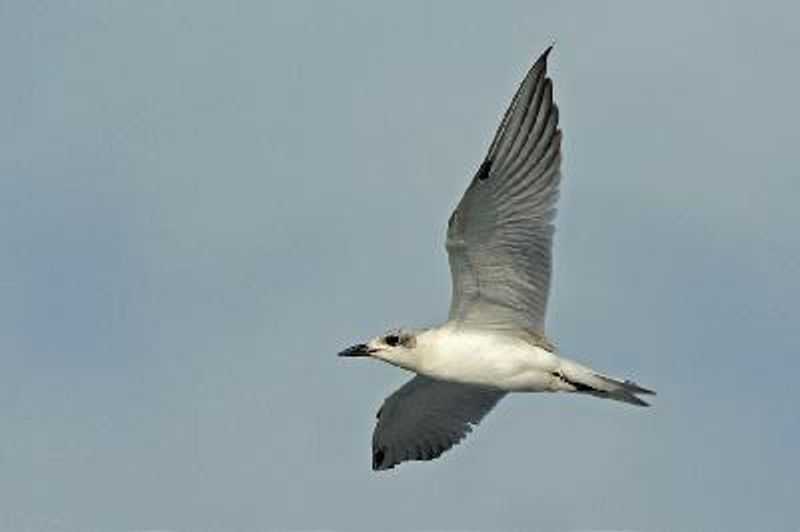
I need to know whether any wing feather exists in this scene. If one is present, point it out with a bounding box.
[372,376,504,470]
[447,47,562,336]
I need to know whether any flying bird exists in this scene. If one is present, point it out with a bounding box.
[340,47,654,471]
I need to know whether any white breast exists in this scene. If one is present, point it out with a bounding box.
[415,327,562,392]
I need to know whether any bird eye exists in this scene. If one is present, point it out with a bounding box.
[384,334,400,347]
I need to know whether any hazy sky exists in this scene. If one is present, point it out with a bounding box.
[1,1,799,530]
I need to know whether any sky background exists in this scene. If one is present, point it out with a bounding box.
[1,1,799,531]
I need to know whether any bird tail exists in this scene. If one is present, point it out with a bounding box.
[558,360,655,407]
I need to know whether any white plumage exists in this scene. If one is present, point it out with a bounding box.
[340,47,654,471]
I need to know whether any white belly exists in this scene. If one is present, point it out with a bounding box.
[416,328,564,392]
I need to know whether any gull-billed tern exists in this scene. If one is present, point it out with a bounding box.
[340,47,655,471]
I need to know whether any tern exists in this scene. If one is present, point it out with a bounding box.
[340,47,654,471]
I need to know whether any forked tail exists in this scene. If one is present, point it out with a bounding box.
[558,360,656,407]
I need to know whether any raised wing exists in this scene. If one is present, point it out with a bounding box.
[447,47,561,336]
[371,375,505,471]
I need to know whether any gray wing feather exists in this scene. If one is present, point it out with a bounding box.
[372,376,505,471]
[447,47,562,335]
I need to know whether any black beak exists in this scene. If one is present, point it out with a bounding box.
[338,343,372,357]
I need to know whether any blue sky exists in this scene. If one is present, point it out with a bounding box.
[1,1,798,530]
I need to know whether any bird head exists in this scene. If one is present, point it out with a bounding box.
[338,329,419,370]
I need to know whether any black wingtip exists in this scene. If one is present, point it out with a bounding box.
[531,45,553,75]
[541,43,555,63]
[372,447,388,471]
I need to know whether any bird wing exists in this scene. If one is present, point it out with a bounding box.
[446,47,562,336]
[371,375,505,471]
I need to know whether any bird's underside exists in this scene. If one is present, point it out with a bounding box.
[342,47,655,471]
[371,345,654,470]
[372,47,562,471]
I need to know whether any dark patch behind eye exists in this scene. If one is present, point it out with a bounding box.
[400,334,416,349]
